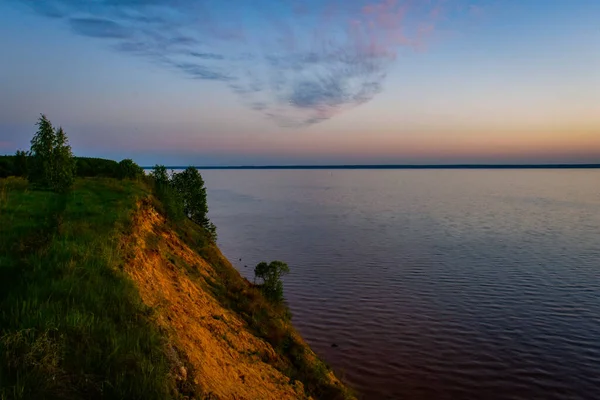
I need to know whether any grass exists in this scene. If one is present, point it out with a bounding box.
[0,177,175,400]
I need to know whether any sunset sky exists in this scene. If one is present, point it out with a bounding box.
[1,0,599,165]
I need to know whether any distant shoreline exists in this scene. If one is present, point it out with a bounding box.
[142,164,600,170]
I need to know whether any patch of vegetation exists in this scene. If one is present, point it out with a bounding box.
[254,261,290,303]
[151,165,217,242]
[0,177,179,400]
[117,158,144,180]
[75,157,119,178]
[1,155,120,179]
[1,115,144,184]
[150,165,185,223]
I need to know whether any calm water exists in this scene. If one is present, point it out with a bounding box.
[200,169,600,400]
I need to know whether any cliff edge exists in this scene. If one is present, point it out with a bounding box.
[0,177,353,400]
[125,200,352,399]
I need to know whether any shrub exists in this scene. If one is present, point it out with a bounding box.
[254,261,290,303]
[117,159,143,180]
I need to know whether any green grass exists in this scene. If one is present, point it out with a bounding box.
[0,177,175,400]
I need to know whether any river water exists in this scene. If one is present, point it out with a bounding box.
[200,169,600,399]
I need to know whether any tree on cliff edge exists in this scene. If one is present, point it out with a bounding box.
[28,114,75,192]
[172,167,217,240]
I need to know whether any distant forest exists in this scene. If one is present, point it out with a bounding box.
[142,164,600,170]
[0,155,121,178]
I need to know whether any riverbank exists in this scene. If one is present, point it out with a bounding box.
[0,176,353,399]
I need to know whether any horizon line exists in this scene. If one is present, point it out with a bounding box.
[141,163,600,170]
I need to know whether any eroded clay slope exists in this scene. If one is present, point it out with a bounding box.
[123,203,309,400]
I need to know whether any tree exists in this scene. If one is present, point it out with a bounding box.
[254,261,290,303]
[51,127,76,192]
[172,167,208,223]
[171,167,217,241]
[28,114,56,188]
[151,165,184,221]
[150,164,169,186]
[117,159,143,180]
[28,114,76,192]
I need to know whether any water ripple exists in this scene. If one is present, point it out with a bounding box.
[202,169,600,399]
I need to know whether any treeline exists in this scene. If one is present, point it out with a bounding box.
[150,165,217,241]
[0,115,145,183]
[3,114,216,240]
[0,154,142,179]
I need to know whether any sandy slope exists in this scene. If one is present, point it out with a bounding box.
[123,203,311,400]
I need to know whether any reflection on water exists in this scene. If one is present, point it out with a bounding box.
[200,169,600,400]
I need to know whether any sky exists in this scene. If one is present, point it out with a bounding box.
[0,0,599,165]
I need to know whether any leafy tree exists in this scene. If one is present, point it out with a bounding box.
[171,167,217,241]
[172,167,208,223]
[150,164,169,186]
[171,167,216,239]
[151,165,184,221]
[117,159,143,180]
[28,114,56,188]
[51,127,76,192]
[254,260,290,303]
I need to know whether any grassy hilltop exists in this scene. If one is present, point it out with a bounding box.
[0,172,354,399]
[0,115,353,400]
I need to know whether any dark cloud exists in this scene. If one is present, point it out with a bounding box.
[69,18,132,39]
[170,62,232,81]
[289,79,345,109]
[17,0,443,127]
[190,52,226,60]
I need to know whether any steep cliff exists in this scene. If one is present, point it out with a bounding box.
[0,177,353,400]
[123,199,354,400]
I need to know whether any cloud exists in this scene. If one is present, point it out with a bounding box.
[169,61,232,81]
[190,52,226,60]
[17,0,449,127]
[69,18,132,39]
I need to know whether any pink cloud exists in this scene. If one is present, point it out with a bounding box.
[347,0,445,57]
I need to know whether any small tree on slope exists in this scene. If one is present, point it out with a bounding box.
[254,261,290,303]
